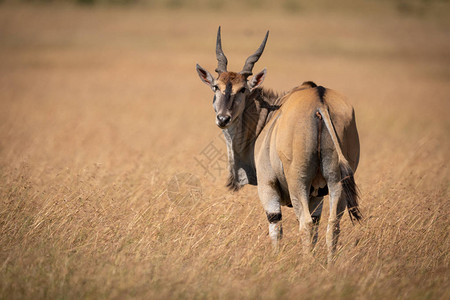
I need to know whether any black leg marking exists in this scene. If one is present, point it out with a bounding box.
[266,212,282,223]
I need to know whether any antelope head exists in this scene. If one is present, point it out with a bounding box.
[196,27,269,129]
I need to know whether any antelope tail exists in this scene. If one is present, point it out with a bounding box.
[318,106,362,222]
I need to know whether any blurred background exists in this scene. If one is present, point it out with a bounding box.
[0,0,449,299]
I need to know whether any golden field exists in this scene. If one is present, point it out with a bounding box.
[0,1,449,299]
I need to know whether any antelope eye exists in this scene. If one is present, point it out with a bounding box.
[239,87,246,94]
[212,85,219,92]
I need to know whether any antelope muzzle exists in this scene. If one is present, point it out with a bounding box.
[216,114,231,128]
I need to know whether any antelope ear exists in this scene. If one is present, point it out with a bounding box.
[196,64,214,87]
[248,68,267,91]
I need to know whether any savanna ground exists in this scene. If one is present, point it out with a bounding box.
[0,1,449,299]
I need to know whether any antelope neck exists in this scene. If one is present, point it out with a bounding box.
[223,87,285,190]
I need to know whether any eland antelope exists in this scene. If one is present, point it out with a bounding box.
[196,27,361,263]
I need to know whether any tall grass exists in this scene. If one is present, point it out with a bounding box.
[0,2,449,299]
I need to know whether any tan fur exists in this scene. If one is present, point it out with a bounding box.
[254,85,360,260]
[217,72,246,93]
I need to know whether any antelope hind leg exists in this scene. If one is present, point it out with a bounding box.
[326,181,346,264]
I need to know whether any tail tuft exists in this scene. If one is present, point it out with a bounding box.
[340,163,362,223]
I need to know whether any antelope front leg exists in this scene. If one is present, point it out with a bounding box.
[258,183,282,252]
[267,212,283,251]
[309,196,324,249]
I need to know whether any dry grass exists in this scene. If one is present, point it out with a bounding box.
[1,2,449,299]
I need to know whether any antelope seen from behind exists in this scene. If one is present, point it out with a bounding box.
[196,27,361,263]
